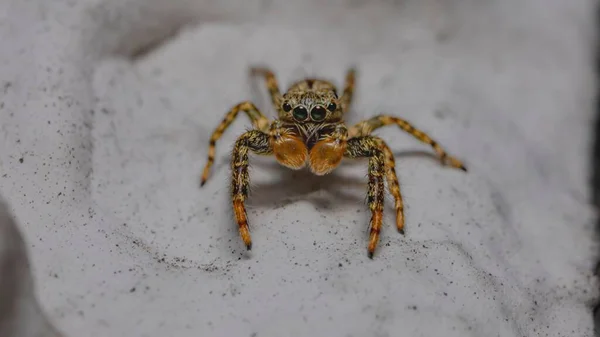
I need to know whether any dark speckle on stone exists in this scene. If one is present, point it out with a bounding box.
[19,157,23,163]
[130,287,136,293]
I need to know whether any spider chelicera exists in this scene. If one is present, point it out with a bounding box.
[200,67,467,258]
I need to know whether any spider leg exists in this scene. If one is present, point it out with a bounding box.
[200,101,270,186]
[348,115,467,171]
[345,136,386,258]
[340,68,356,113]
[373,138,405,234]
[231,130,273,250]
[250,67,283,108]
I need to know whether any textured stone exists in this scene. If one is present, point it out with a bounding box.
[0,0,597,336]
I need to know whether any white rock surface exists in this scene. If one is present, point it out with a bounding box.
[0,198,63,337]
[0,0,598,336]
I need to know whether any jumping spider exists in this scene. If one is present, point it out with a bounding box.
[200,67,467,258]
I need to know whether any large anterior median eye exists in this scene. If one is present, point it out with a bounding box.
[293,106,308,121]
[310,106,327,121]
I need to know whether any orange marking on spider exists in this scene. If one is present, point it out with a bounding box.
[200,67,467,258]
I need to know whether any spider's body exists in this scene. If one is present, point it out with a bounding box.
[200,68,466,258]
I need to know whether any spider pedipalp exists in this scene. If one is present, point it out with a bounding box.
[200,67,467,258]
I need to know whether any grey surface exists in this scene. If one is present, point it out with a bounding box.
[0,0,598,336]
[0,199,62,337]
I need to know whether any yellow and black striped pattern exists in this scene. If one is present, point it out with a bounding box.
[200,67,467,258]
[374,138,404,234]
[341,68,356,113]
[200,101,270,186]
[251,67,283,107]
[345,136,386,258]
[230,130,273,249]
[349,115,467,171]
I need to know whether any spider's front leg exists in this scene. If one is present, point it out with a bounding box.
[231,130,273,250]
[345,136,387,258]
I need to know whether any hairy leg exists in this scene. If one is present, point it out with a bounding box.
[373,138,404,234]
[231,130,273,250]
[250,67,283,107]
[348,115,467,171]
[201,101,270,186]
[340,68,356,113]
[345,136,386,258]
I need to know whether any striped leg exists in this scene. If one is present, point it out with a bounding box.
[345,136,386,258]
[348,115,467,171]
[340,68,356,113]
[250,67,283,108]
[230,130,273,250]
[200,101,270,186]
[374,138,405,234]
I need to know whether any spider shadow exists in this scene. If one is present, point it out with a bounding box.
[246,165,365,211]
[243,149,440,211]
[213,149,439,259]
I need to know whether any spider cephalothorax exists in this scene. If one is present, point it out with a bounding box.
[200,67,466,258]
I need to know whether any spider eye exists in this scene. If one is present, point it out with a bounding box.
[311,106,327,121]
[293,106,308,121]
[327,102,337,112]
[282,101,292,112]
